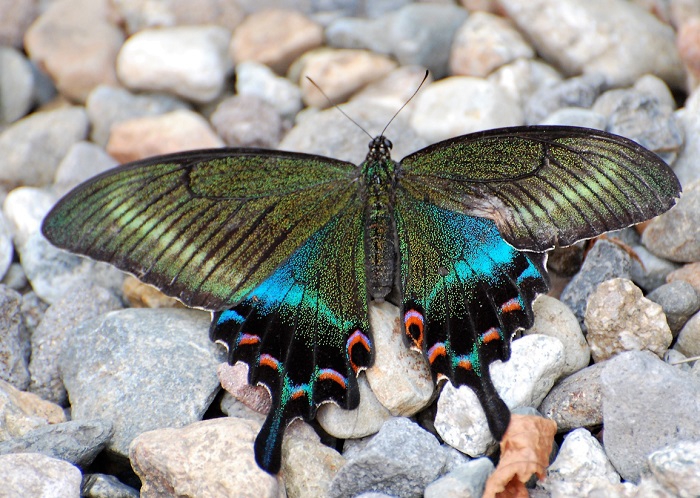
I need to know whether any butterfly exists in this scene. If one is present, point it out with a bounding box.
[42,123,680,474]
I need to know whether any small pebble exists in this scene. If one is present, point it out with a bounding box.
[112,0,244,34]
[666,262,700,296]
[629,244,680,292]
[117,25,232,103]
[0,46,35,124]
[539,107,606,129]
[647,440,700,498]
[646,280,700,335]
[0,453,82,497]
[424,457,494,498]
[0,0,38,48]
[81,473,139,498]
[210,95,283,148]
[52,141,119,196]
[674,311,700,357]
[0,286,29,391]
[672,87,700,187]
[235,61,303,120]
[0,378,66,441]
[487,57,562,109]
[524,74,606,125]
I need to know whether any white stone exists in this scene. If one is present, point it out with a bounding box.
[235,61,302,120]
[409,76,523,143]
[648,440,700,498]
[525,295,590,376]
[117,26,232,103]
[2,187,56,251]
[316,373,392,439]
[434,334,565,455]
[365,301,435,417]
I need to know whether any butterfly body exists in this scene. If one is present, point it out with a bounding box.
[42,125,681,474]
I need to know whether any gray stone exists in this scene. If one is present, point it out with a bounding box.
[0,286,29,391]
[539,361,607,432]
[210,95,282,148]
[664,349,693,372]
[525,295,590,377]
[326,4,468,79]
[488,58,562,109]
[646,281,700,335]
[235,61,303,120]
[671,87,700,187]
[643,180,700,263]
[2,186,56,251]
[499,0,685,89]
[59,308,225,457]
[28,280,122,404]
[351,65,435,111]
[53,141,119,196]
[541,428,621,496]
[0,0,38,48]
[329,417,446,498]
[560,239,632,331]
[539,107,606,129]
[629,244,680,292]
[525,74,606,125]
[648,440,700,498]
[435,334,565,456]
[86,85,189,147]
[0,453,82,497]
[584,278,672,363]
[0,418,113,468]
[0,107,89,188]
[81,473,139,498]
[601,351,700,482]
[410,76,523,143]
[116,25,232,103]
[424,457,494,498]
[0,46,35,124]
[675,311,700,357]
[1,263,26,291]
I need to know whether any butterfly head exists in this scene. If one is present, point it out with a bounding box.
[367,136,393,162]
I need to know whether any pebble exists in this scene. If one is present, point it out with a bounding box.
[601,351,700,482]
[0,378,66,441]
[487,57,562,109]
[0,46,35,125]
[217,362,271,416]
[24,0,123,102]
[130,417,284,497]
[364,301,435,417]
[434,334,565,456]
[449,11,533,77]
[52,141,119,197]
[525,295,590,377]
[629,244,680,292]
[541,428,621,496]
[0,0,37,48]
[0,210,12,281]
[295,48,397,108]
[0,418,113,468]
[584,278,673,362]
[0,106,89,188]
[350,65,434,112]
[674,310,700,357]
[117,25,232,104]
[648,440,700,498]
[105,109,224,163]
[524,73,606,125]
[498,0,685,89]
[2,186,55,251]
[85,85,190,147]
[0,286,29,391]
[328,417,446,498]
[409,76,523,142]
[0,452,82,497]
[210,95,283,148]
[81,473,139,498]
[678,17,700,89]
[235,61,303,120]
[646,280,700,335]
[673,87,700,187]
[230,9,323,75]
[539,107,606,129]
[59,308,225,457]
[28,281,123,405]
[666,262,700,295]
[423,457,494,498]
[559,240,632,331]
[643,179,700,263]
[664,349,693,372]
[538,361,606,432]
[112,0,244,34]
[281,420,346,498]
[121,275,182,309]
[316,373,392,439]
[596,88,684,164]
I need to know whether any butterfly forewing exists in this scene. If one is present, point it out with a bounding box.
[399,126,681,251]
[42,148,360,310]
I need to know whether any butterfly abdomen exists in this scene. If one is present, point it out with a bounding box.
[361,153,398,301]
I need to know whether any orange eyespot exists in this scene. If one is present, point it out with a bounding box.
[482,327,501,344]
[404,309,425,347]
[500,298,522,313]
[428,342,446,364]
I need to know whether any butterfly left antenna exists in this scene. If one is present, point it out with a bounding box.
[305,76,374,140]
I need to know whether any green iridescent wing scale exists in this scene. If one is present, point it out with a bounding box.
[399,126,681,251]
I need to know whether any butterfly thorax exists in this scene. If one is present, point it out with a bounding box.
[361,136,397,301]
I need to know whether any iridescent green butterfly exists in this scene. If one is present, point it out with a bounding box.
[42,124,680,473]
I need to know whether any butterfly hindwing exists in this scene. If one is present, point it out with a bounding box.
[210,195,372,473]
[42,148,360,310]
[394,188,548,438]
[399,126,681,251]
